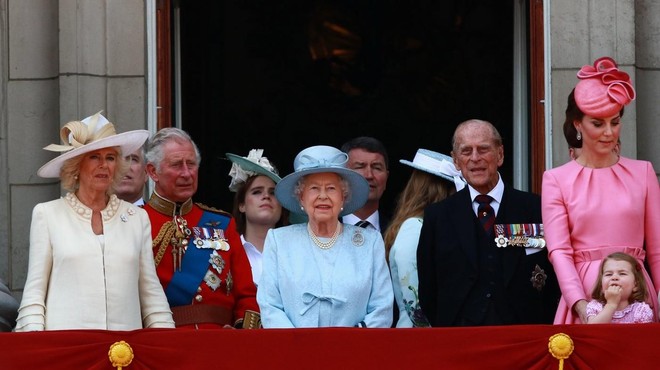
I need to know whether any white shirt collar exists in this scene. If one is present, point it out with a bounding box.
[342,211,380,231]
[467,173,504,215]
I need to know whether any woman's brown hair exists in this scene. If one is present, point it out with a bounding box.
[383,170,455,261]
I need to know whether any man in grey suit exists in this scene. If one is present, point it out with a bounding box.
[417,119,560,326]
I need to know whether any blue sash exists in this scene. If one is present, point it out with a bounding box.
[166,211,230,307]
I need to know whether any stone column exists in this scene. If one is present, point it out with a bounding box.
[4,0,61,301]
[635,0,660,173]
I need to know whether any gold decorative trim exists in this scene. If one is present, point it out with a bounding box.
[153,220,175,267]
[548,333,574,370]
[147,191,193,216]
[196,202,232,217]
[108,340,134,369]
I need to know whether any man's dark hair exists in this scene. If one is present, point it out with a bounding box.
[340,136,389,170]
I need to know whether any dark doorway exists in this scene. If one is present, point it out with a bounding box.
[177,1,515,217]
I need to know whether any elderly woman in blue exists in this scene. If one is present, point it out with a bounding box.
[257,145,394,328]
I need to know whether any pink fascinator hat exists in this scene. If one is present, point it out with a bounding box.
[574,56,636,117]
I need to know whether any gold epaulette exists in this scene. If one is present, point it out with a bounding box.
[196,202,232,217]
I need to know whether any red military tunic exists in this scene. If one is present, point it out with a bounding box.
[144,193,258,329]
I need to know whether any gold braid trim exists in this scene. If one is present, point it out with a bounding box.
[153,220,176,267]
[196,202,232,217]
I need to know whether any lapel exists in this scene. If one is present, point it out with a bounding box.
[454,189,479,269]
[497,186,524,286]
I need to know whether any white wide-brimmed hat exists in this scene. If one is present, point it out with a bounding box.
[399,148,466,191]
[37,111,150,178]
[226,149,282,192]
[275,145,368,217]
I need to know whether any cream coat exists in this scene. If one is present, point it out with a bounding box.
[16,193,174,331]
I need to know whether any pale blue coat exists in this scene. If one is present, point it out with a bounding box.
[389,217,430,327]
[257,223,393,328]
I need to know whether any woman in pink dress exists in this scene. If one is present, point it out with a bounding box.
[542,56,660,324]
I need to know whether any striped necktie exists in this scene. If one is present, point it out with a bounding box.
[475,194,495,235]
[355,220,371,229]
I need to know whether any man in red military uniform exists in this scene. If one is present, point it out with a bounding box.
[144,127,258,329]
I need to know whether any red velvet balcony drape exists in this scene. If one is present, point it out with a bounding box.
[1,324,659,369]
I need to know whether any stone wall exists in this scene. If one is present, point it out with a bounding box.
[0,0,147,301]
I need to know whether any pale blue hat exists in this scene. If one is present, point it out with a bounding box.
[275,145,369,217]
[399,149,466,191]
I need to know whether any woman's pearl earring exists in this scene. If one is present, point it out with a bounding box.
[576,131,582,141]
[300,206,304,211]
[340,207,344,211]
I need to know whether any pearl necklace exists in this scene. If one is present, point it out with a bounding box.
[308,222,342,250]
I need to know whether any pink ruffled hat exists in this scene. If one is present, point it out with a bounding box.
[574,56,636,117]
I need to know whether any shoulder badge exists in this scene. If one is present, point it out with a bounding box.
[196,202,232,217]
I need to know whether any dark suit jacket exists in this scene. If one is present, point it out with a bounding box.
[378,211,391,236]
[416,186,560,326]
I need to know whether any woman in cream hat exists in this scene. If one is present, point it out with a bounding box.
[543,57,660,324]
[257,145,393,328]
[226,149,288,286]
[384,148,465,327]
[15,112,174,331]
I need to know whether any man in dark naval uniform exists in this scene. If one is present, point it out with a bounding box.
[144,127,258,329]
[417,119,560,326]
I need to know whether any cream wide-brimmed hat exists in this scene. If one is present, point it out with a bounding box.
[275,145,368,217]
[226,149,282,192]
[37,111,150,178]
[399,148,466,191]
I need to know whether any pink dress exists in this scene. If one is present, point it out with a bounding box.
[585,301,653,323]
[542,157,660,324]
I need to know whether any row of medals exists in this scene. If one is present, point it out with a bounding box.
[171,216,231,272]
[495,234,546,248]
[494,224,545,249]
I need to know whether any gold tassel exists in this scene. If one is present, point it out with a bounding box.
[548,333,574,370]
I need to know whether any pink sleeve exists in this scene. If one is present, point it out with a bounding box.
[585,300,602,320]
[542,170,586,309]
[642,162,660,297]
[633,302,654,324]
